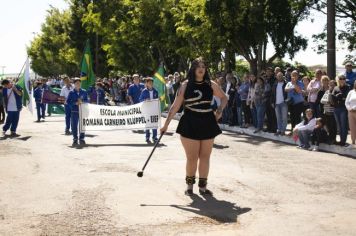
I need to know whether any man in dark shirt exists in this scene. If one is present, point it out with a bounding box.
[265,67,277,133]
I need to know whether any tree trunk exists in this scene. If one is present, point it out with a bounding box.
[224,47,236,73]
[248,59,258,76]
[257,42,263,75]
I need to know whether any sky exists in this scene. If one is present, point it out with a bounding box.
[0,0,351,74]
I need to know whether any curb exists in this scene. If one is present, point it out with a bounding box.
[162,112,356,158]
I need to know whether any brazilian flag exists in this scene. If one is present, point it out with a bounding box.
[153,64,169,111]
[80,39,96,90]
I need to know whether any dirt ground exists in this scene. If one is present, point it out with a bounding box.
[1,110,356,236]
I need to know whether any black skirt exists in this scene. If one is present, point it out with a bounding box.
[176,111,222,140]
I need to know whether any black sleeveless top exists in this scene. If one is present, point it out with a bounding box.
[184,81,213,113]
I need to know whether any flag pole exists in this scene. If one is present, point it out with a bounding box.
[15,56,29,83]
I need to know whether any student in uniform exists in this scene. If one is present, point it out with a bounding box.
[33,81,46,122]
[1,79,23,136]
[128,74,145,105]
[60,77,74,135]
[66,79,88,146]
[41,78,50,117]
[139,77,159,143]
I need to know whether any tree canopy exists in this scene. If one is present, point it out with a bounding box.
[28,0,342,77]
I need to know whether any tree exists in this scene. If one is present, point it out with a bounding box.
[205,0,315,75]
[67,0,111,77]
[312,0,356,63]
[27,8,80,77]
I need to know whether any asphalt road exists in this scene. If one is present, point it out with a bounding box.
[0,110,356,236]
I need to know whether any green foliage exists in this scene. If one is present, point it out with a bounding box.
[235,59,250,78]
[29,0,317,77]
[27,8,80,77]
[312,0,356,63]
[271,59,313,77]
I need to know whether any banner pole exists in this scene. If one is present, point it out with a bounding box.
[79,103,82,134]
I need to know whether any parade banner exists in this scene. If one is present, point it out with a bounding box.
[41,89,62,104]
[79,99,161,131]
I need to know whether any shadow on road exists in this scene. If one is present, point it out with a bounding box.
[69,143,167,149]
[132,130,175,136]
[0,135,31,141]
[213,144,229,149]
[141,194,251,223]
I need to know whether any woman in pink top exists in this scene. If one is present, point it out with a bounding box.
[307,69,322,117]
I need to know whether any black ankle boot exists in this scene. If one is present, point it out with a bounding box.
[198,178,213,196]
[185,176,195,195]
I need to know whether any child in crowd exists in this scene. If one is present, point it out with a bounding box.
[293,109,316,149]
[139,77,159,143]
[310,118,329,151]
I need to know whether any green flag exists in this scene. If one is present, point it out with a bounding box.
[16,58,33,113]
[48,87,65,115]
[80,39,95,90]
[153,64,169,111]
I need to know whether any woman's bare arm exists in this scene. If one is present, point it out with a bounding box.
[161,82,187,130]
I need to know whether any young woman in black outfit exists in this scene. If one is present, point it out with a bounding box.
[160,57,228,196]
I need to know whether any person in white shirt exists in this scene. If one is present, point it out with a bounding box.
[307,69,322,117]
[60,77,74,135]
[345,80,356,145]
[1,79,23,136]
[166,74,174,105]
[272,72,288,135]
[293,109,316,149]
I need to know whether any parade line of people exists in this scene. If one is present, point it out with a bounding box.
[1,61,356,150]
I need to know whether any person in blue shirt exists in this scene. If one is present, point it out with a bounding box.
[1,79,23,136]
[139,77,159,143]
[41,78,51,117]
[344,62,356,87]
[238,74,251,128]
[128,74,145,104]
[33,81,46,122]
[285,70,305,132]
[88,82,106,105]
[66,79,88,146]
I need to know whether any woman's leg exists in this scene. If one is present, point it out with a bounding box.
[339,109,348,145]
[198,138,214,194]
[180,136,200,193]
[290,105,297,130]
[348,112,356,144]
[198,139,214,178]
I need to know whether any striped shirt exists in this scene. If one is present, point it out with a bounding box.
[320,90,334,114]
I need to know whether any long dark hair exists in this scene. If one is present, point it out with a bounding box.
[184,57,211,97]
[303,108,313,125]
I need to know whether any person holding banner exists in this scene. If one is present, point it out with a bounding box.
[139,77,159,143]
[128,74,145,105]
[60,77,74,135]
[66,78,88,146]
[1,79,23,136]
[33,81,46,122]
[160,57,228,196]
